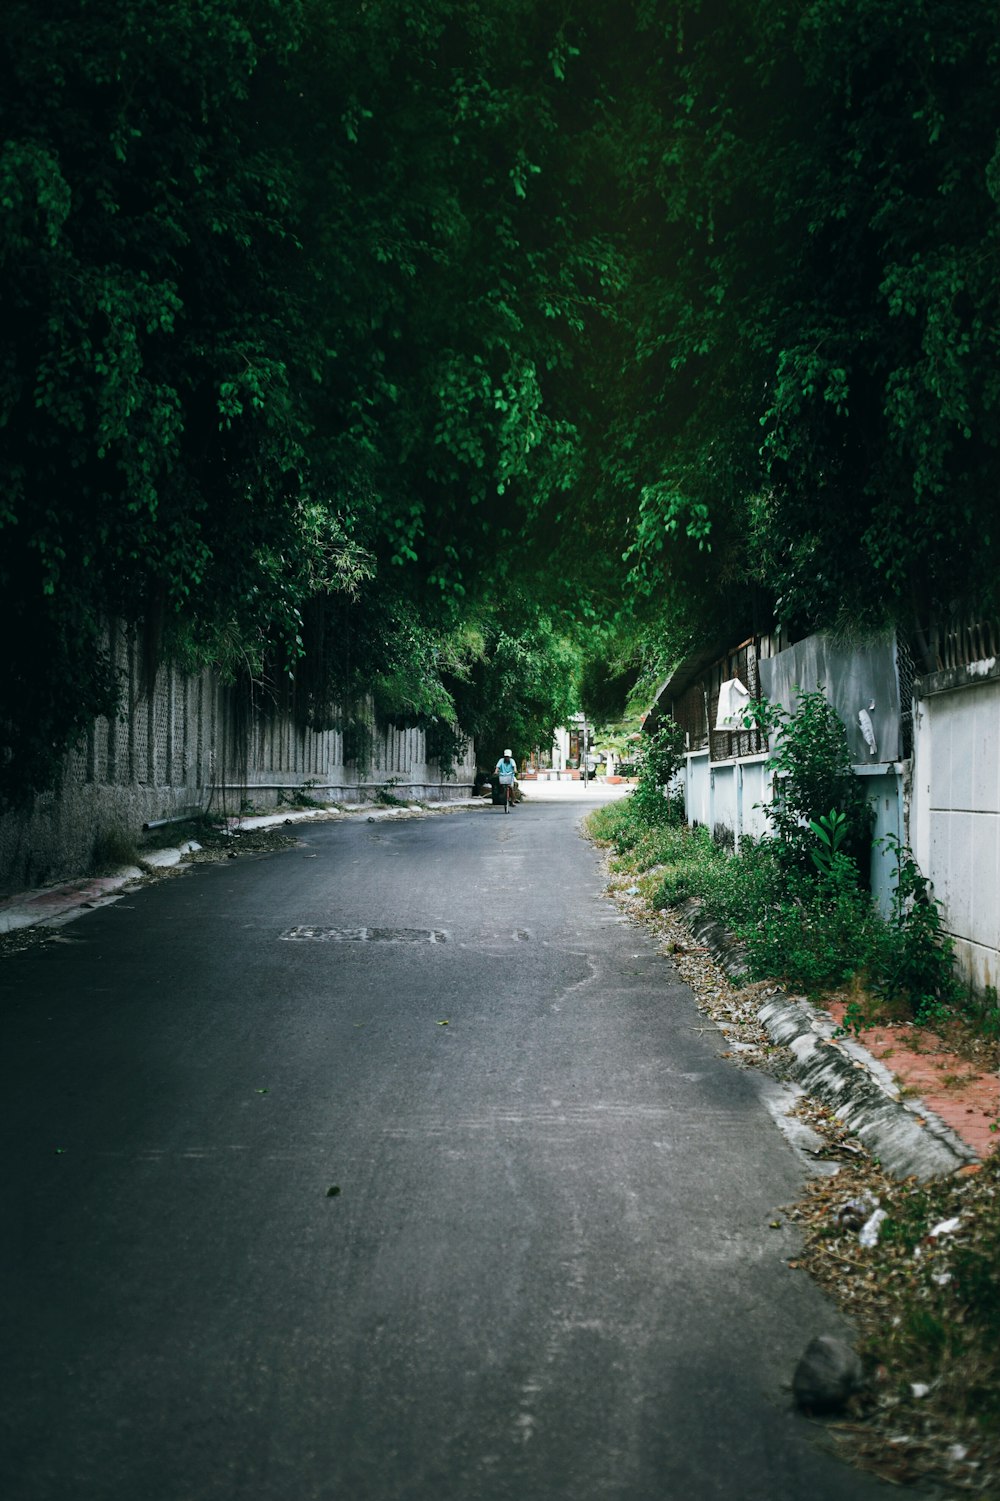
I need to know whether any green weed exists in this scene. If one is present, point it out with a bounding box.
[373,779,408,807]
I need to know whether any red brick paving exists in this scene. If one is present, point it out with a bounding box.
[824,1000,999,1161]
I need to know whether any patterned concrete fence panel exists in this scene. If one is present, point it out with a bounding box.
[0,628,476,898]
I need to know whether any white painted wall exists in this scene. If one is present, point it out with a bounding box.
[685,751,711,830]
[910,672,1000,994]
[682,750,903,914]
[683,751,771,847]
[670,632,999,997]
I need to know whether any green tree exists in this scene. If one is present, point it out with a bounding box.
[594,1,1000,662]
[0,0,614,801]
[0,0,368,801]
[446,602,579,770]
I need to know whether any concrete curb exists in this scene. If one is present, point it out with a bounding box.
[680,902,977,1180]
[757,992,976,1180]
[0,870,145,933]
[229,799,484,833]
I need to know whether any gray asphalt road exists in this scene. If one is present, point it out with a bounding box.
[1,798,896,1501]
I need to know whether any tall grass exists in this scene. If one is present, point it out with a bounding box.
[587,792,962,1018]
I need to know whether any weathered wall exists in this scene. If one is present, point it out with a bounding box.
[758,631,904,764]
[0,630,476,897]
[682,749,903,917]
[672,628,999,992]
[910,662,1000,994]
[684,752,773,847]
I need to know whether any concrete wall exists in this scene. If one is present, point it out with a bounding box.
[758,631,903,764]
[910,663,1000,994]
[684,752,773,848]
[682,751,904,917]
[674,629,999,992]
[859,765,907,919]
[685,751,711,831]
[0,630,476,898]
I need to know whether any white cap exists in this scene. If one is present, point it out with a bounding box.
[504,749,512,757]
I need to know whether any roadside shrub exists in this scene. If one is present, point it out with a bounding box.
[628,721,685,828]
[870,835,961,1022]
[373,779,407,807]
[586,798,644,849]
[752,686,873,880]
[277,782,324,810]
[650,823,723,907]
[591,699,964,1019]
[424,720,467,779]
[700,835,786,933]
[741,856,885,993]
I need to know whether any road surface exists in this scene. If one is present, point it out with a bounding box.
[1,788,896,1499]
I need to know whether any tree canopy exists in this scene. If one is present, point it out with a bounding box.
[0,0,604,797]
[594,0,1000,668]
[3,0,998,801]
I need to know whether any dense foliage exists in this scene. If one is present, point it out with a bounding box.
[627,723,686,828]
[749,689,873,876]
[0,0,603,800]
[588,797,960,1021]
[4,1,998,801]
[590,685,960,1018]
[1,0,368,798]
[599,0,1000,667]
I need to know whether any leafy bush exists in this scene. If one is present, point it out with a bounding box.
[753,687,873,880]
[277,783,324,810]
[741,858,885,994]
[591,699,963,1019]
[373,779,407,807]
[585,799,636,846]
[628,721,685,828]
[649,824,723,906]
[871,835,961,1022]
[699,835,786,933]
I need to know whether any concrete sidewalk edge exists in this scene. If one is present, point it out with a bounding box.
[0,799,486,935]
[681,903,978,1180]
